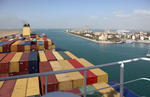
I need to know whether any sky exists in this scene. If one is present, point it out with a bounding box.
[0,0,150,31]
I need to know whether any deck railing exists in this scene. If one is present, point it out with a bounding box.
[0,57,150,97]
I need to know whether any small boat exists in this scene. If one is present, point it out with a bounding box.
[146,54,150,57]
[146,50,150,57]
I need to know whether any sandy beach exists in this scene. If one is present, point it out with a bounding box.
[0,30,22,38]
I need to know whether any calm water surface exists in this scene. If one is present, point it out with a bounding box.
[34,29,150,97]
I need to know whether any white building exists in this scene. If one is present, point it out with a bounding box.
[94,32,101,36]
[140,36,144,40]
[99,33,108,41]
[132,35,136,40]
[85,34,92,37]
[148,36,150,40]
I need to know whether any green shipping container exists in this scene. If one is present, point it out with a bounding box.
[79,85,103,97]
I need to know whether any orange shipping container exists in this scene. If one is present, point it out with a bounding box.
[11,40,21,52]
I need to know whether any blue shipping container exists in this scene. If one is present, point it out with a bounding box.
[0,41,6,45]
[18,41,25,45]
[0,41,8,46]
[29,51,38,73]
[24,41,31,45]
[108,81,139,97]
[38,41,43,45]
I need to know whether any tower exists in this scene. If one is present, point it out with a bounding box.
[23,24,31,37]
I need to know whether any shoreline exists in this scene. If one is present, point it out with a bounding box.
[0,30,22,38]
[65,32,117,44]
[65,32,150,44]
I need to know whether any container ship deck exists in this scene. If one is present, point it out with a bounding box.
[0,24,149,97]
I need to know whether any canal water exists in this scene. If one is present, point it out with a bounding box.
[34,29,150,97]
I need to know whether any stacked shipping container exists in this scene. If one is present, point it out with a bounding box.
[17,41,25,52]
[19,52,30,72]
[9,52,23,73]
[26,77,40,97]
[0,77,40,97]
[0,37,55,52]
[3,39,17,52]
[50,61,72,90]
[76,58,108,83]
[45,51,57,61]
[29,51,38,73]
[0,50,111,97]
[39,62,58,95]
[11,40,21,52]
[39,51,47,62]
[58,60,83,88]
[67,59,97,85]
[0,52,16,73]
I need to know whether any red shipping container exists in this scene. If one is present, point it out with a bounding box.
[1,38,9,41]
[63,88,83,97]
[67,59,97,85]
[45,51,57,61]
[17,45,24,52]
[9,71,28,76]
[2,42,9,52]
[17,71,28,75]
[42,34,47,38]
[0,80,16,97]
[31,45,37,51]
[39,62,58,95]
[0,53,7,61]
[43,37,47,40]
[0,73,9,77]
[0,52,16,73]
[19,52,30,72]
[44,40,49,49]
[3,40,16,52]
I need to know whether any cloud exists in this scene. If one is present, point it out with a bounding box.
[115,14,130,18]
[99,9,150,31]
[133,10,150,15]
[89,16,98,19]
[112,11,130,18]
[103,17,108,20]
[113,9,150,18]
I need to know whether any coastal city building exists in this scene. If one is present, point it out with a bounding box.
[98,33,108,41]
[65,29,150,43]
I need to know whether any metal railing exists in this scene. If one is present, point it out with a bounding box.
[0,57,150,97]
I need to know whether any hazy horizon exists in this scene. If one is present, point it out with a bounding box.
[0,0,150,31]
